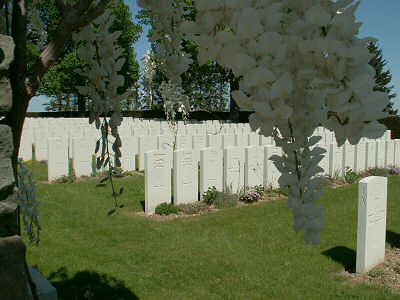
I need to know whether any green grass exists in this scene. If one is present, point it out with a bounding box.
[24,162,400,299]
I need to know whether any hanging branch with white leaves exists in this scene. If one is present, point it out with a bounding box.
[176,0,389,244]
[74,7,128,212]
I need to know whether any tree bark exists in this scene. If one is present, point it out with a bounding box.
[0,0,111,239]
[77,93,86,113]
[229,71,240,123]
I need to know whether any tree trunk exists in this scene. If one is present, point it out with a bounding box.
[229,71,240,123]
[77,93,86,113]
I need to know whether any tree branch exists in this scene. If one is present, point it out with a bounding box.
[54,0,66,17]
[25,0,111,99]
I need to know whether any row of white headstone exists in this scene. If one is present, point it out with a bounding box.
[144,139,400,215]
[42,132,399,183]
[19,118,392,162]
[145,146,280,214]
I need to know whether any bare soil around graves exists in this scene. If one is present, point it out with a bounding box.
[342,248,400,294]
[132,194,285,221]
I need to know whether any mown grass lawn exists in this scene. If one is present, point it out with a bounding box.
[24,162,400,299]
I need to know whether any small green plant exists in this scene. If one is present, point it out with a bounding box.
[252,184,265,195]
[52,169,77,184]
[202,186,219,205]
[332,168,343,182]
[362,167,390,177]
[344,167,360,184]
[155,202,180,215]
[177,202,210,215]
[213,184,239,209]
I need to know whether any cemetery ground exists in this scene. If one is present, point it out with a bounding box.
[24,161,400,299]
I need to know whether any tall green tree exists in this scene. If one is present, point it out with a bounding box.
[368,42,398,115]
[30,0,143,112]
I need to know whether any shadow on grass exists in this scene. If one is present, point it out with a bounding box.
[386,230,400,248]
[48,267,138,300]
[140,200,145,212]
[322,246,356,273]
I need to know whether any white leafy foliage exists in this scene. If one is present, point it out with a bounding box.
[17,160,40,244]
[172,0,389,243]
[141,50,157,108]
[137,0,193,129]
[74,9,128,168]
[159,81,190,135]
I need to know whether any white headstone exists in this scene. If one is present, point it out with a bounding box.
[329,144,344,176]
[375,141,386,168]
[192,134,207,162]
[68,129,84,159]
[343,143,356,172]
[47,138,69,181]
[28,267,57,300]
[72,137,93,177]
[356,176,387,273]
[222,134,235,148]
[138,135,158,171]
[200,148,223,200]
[34,128,51,161]
[207,134,222,148]
[395,140,400,167]
[317,143,329,174]
[248,133,259,146]
[235,133,248,148]
[245,146,264,188]
[366,140,377,168]
[19,127,34,161]
[176,134,192,150]
[385,140,395,167]
[145,150,172,215]
[263,146,282,188]
[120,136,138,171]
[223,147,245,193]
[355,143,367,172]
[173,149,198,204]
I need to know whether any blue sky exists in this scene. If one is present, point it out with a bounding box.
[28,0,400,113]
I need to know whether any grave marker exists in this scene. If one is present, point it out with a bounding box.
[145,150,172,215]
[223,147,245,192]
[356,176,387,273]
[47,138,69,181]
[200,148,223,200]
[245,146,264,188]
[173,149,198,204]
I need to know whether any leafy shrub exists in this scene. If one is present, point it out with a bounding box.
[239,190,262,204]
[362,167,390,177]
[203,186,219,205]
[252,184,265,195]
[344,167,360,184]
[155,202,179,215]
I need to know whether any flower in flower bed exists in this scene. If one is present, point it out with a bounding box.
[239,191,262,204]
[390,167,400,175]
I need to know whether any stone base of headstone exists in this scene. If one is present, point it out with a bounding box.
[28,267,57,300]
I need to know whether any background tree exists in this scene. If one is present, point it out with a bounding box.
[137,0,234,115]
[28,0,142,112]
[1,0,117,234]
[368,42,398,115]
